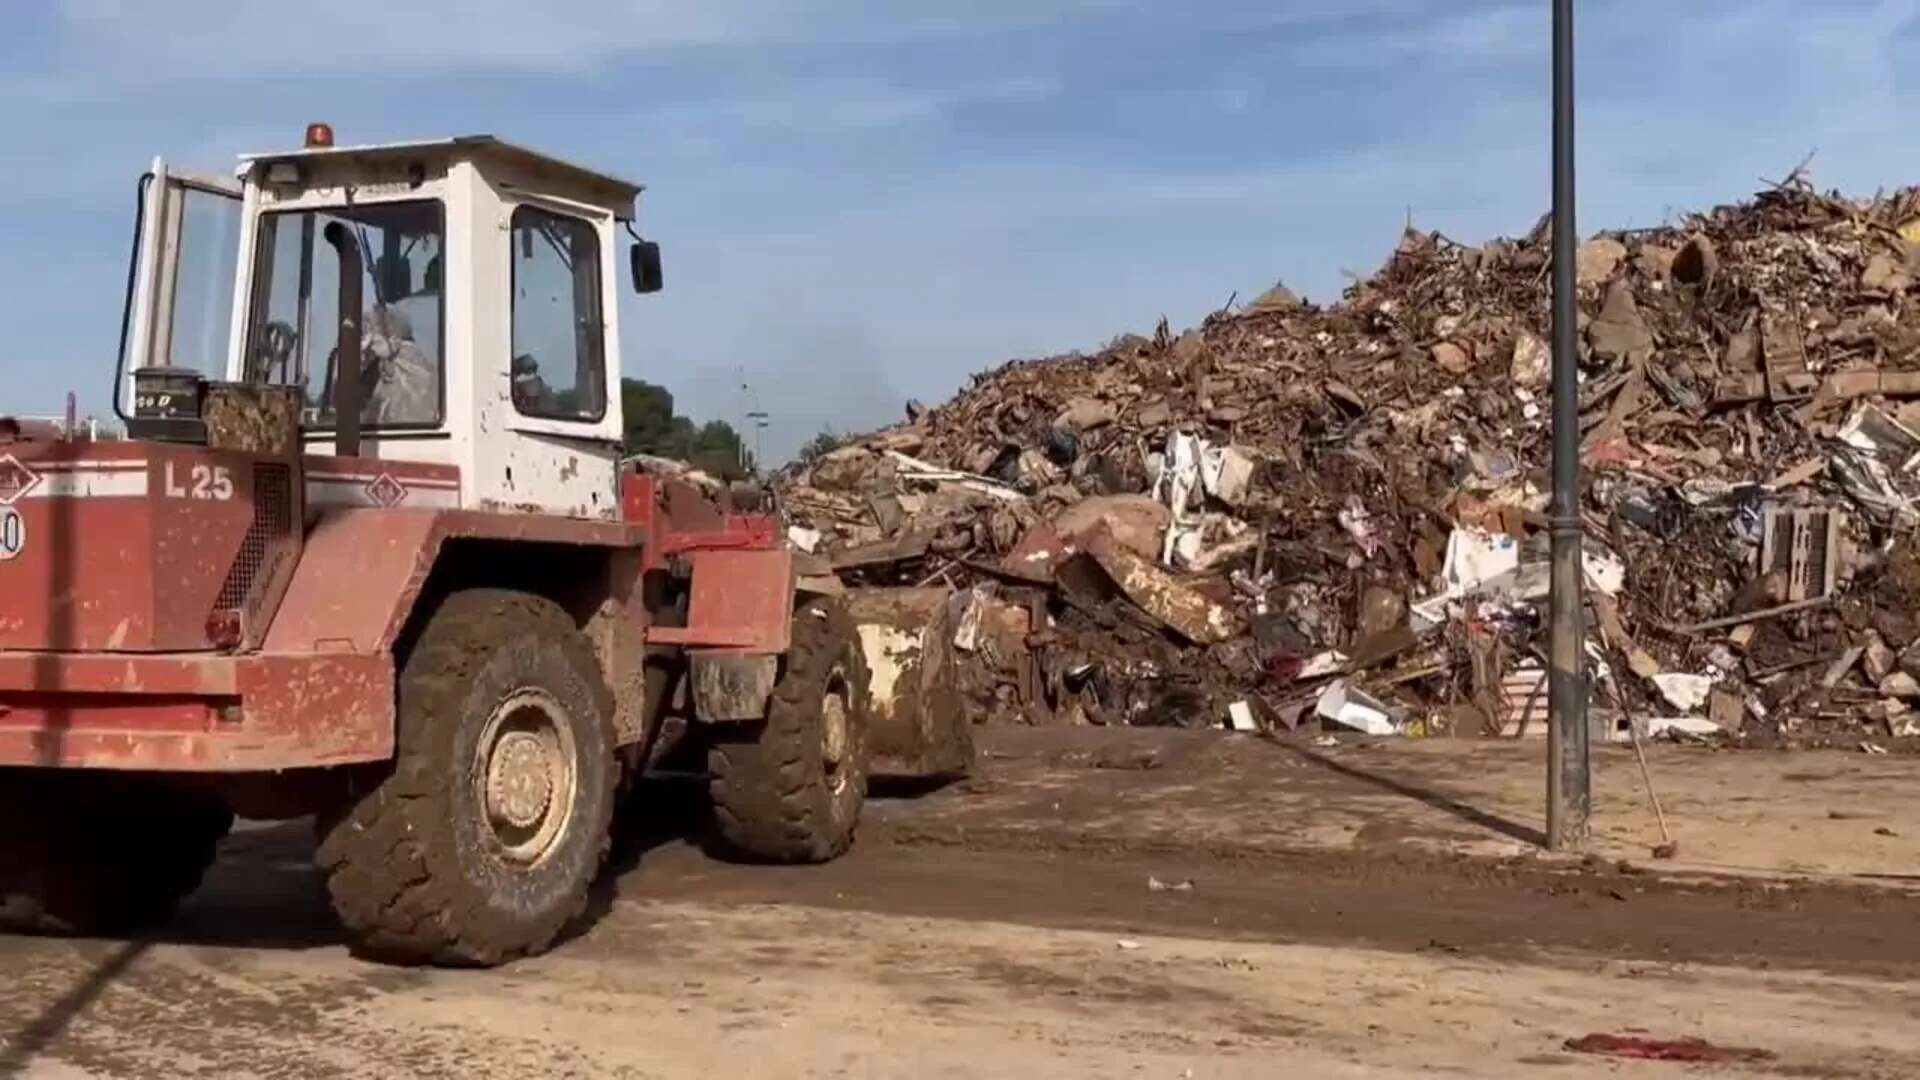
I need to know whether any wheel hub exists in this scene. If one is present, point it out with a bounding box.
[821,684,844,760]
[821,668,850,784]
[486,731,554,831]
[473,689,579,867]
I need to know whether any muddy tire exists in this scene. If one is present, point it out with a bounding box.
[708,598,870,863]
[0,772,231,935]
[316,589,616,967]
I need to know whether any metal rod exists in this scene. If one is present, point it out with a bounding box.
[324,222,364,459]
[1547,0,1591,851]
[1663,595,1833,636]
[1621,689,1675,855]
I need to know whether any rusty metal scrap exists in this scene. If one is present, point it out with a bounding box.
[775,175,1920,748]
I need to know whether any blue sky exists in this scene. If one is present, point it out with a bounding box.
[3,0,1917,460]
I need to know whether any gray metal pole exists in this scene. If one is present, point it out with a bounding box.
[739,374,751,472]
[746,411,769,475]
[1547,0,1591,850]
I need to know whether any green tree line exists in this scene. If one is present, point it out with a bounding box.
[620,377,753,480]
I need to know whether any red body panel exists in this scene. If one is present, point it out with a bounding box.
[0,451,793,772]
[626,470,792,652]
[0,651,391,770]
[647,549,794,653]
[265,509,444,654]
[0,442,255,652]
[301,456,462,511]
[267,507,646,654]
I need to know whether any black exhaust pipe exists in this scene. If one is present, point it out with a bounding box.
[323,222,363,458]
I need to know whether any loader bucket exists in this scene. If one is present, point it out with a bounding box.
[843,589,974,779]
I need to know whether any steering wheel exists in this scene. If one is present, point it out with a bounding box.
[255,320,297,381]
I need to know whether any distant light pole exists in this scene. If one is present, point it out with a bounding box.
[737,372,753,472]
[746,411,769,473]
[1547,0,1591,851]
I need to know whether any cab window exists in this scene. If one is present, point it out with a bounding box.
[510,206,606,421]
[247,200,444,428]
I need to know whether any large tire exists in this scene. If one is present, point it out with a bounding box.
[0,771,231,935]
[315,589,616,966]
[708,598,870,863]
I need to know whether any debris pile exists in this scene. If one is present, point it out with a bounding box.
[780,176,1920,751]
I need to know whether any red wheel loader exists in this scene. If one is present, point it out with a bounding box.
[0,127,970,965]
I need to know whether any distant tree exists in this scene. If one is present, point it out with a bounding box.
[690,419,742,458]
[689,419,751,481]
[620,378,684,456]
[618,377,752,479]
[798,426,846,464]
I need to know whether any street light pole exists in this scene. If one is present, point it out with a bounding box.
[738,375,751,473]
[1547,0,1591,850]
[746,411,768,474]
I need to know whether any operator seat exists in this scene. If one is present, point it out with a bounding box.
[363,305,436,425]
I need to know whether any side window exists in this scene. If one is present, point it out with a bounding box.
[168,187,242,376]
[510,206,606,421]
[116,172,242,417]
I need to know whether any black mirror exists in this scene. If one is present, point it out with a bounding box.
[630,240,664,294]
[375,253,413,301]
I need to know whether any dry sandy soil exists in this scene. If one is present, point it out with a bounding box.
[3,730,1917,1078]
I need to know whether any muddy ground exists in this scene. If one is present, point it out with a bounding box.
[3,729,1918,1078]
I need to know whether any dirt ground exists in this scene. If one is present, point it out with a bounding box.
[3,730,1919,1079]
[925,728,1920,885]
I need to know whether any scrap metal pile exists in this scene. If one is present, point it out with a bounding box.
[779,176,1920,751]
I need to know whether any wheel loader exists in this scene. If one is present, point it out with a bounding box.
[0,126,970,965]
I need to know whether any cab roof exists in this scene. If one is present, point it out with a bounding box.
[239,135,643,203]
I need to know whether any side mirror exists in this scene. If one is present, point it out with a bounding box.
[375,253,413,301]
[630,240,664,295]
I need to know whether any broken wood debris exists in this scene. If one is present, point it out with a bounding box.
[770,173,1920,749]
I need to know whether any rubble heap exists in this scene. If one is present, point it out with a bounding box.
[780,176,1920,751]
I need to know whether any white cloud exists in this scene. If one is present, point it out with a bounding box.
[1384,4,1542,64]
[1328,0,1916,87]
[57,0,745,73]
[48,0,1447,83]
[982,75,1063,102]
[53,0,1125,76]
[13,0,1920,458]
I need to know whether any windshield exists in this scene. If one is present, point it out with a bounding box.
[246,200,444,428]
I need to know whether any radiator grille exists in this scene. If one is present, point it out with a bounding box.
[214,463,294,611]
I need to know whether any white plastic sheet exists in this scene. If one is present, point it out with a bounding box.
[1315,680,1402,736]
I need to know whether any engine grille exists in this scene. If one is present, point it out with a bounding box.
[214,463,295,611]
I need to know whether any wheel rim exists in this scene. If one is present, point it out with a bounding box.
[474,688,579,867]
[821,664,852,796]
